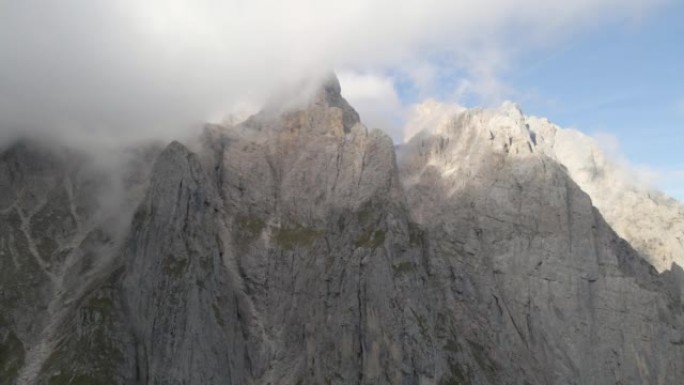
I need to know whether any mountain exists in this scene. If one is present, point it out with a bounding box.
[404,100,684,273]
[1,75,683,384]
[526,116,684,273]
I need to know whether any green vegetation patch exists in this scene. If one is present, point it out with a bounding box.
[213,303,225,329]
[34,237,58,265]
[444,338,460,354]
[237,216,265,237]
[440,359,471,385]
[354,229,385,249]
[466,339,498,381]
[356,206,375,225]
[42,290,124,385]
[163,254,189,277]
[48,373,104,385]
[408,222,424,246]
[0,328,25,385]
[392,261,415,275]
[410,308,430,339]
[85,296,114,316]
[274,225,322,250]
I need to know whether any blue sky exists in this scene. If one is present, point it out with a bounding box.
[512,3,684,200]
[368,2,684,200]
[2,0,682,199]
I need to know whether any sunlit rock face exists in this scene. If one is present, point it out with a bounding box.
[404,100,684,273]
[1,76,684,385]
[526,117,684,273]
[400,102,684,384]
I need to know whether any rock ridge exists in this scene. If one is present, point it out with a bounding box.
[0,81,683,384]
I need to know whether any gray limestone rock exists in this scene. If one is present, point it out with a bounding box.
[399,104,684,384]
[1,75,683,385]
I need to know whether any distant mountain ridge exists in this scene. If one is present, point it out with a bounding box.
[403,100,684,272]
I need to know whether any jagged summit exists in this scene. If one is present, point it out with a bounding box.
[2,85,684,384]
[243,72,361,136]
[405,99,684,272]
[312,73,361,133]
[315,72,344,104]
[499,100,524,117]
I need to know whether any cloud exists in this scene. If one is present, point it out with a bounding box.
[0,0,672,147]
[338,72,405,140]
[663,169,684,202]
[402,100,465,143]
[656,169,684,203]
[592,132,624,161]
[591,131,684,201]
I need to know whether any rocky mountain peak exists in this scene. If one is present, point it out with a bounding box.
[527,117,684,272]
[242,73,361,138]
[499,100,524,117]
[314,72,343,104]
[2,77,684,385]
[303,72,361,135]
[407,100,684,273]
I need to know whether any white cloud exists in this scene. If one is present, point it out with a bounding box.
[659,171,684,203]
[338,72,405,141]
[0,0,672,147]
[592,132,624,161]
[403,100,465,143]
[452,47,513,105]
[664,169,684,202]
[591,131,684,200]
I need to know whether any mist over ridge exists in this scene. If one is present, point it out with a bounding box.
[1,0,672,149]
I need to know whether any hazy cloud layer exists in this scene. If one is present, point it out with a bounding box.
[0,0,670,146]
[592,132,684,201]
[338,72,405,139]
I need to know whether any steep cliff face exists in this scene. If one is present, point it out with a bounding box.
[196,77,426,385]
[405,100,684,273]
[400,103,684,384]
[0,142,159,385]
[1,77,683,385]
[527,117,684,273]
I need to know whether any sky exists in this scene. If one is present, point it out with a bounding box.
[337,2,684,200]
[0,0,682,199]
[510,3,684,201]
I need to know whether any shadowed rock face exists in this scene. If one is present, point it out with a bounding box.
[527,117,684,273]
[1,76,684,385]
[404,100,684,273]
[399,113,684,384]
